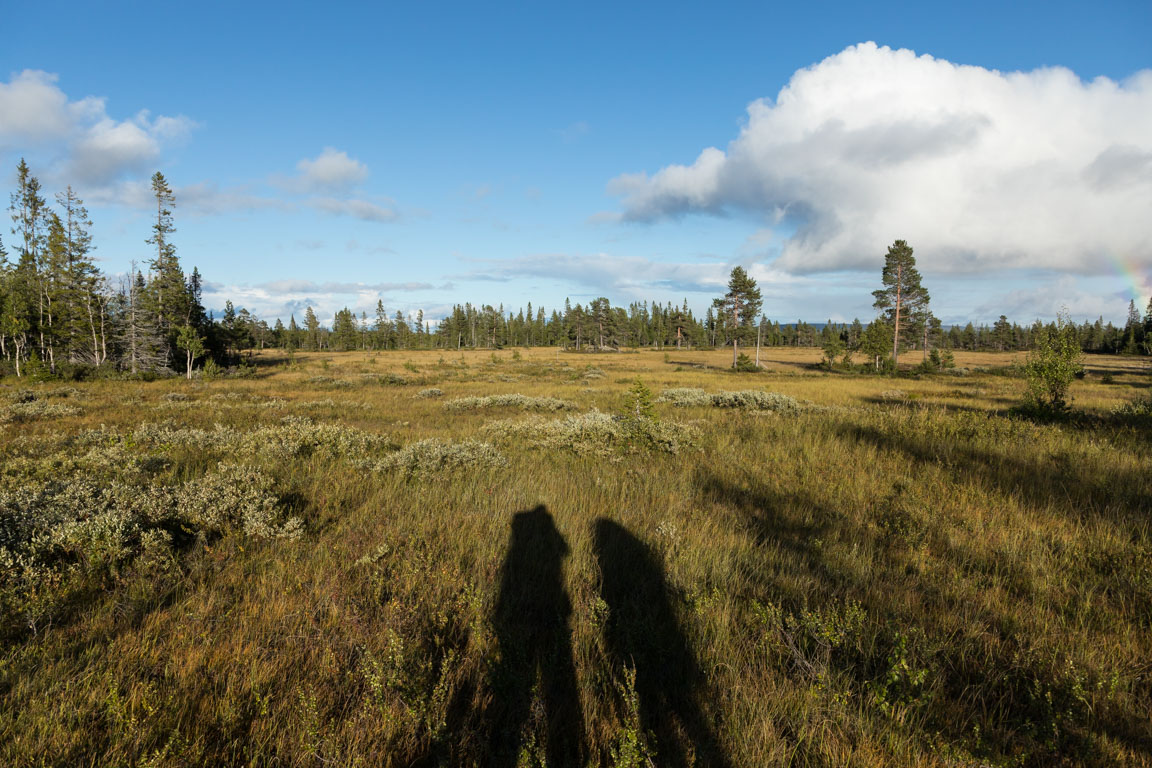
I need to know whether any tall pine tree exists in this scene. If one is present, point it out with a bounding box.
[872,240,929,370]
[714,266,762,368]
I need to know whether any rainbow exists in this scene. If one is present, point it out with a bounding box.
[1108,252,1151,305]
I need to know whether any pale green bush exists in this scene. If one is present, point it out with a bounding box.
[367,439,507,474]
[255,416,396,458]
[128,417,395,459]
[415,388,444,399]
[0,459,303,634]
[444,394,577,412]
[0,401,81,424]
[656,388,712,407]
[181,463,303,539]
[482,409,699,455]
[658,388,801,413]
[709,390,800,412]
[307,376,353,388]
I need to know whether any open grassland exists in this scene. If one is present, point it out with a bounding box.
[2,347,1150,767]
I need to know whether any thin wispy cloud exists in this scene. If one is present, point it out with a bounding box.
[455,252,811,301]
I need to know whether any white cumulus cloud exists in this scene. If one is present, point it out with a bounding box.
[294,147,369,192]
[610,43,1152,275]
[0,70,194,186]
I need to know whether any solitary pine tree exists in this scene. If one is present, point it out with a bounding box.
[872,240,929,370]
[714,266,762,368]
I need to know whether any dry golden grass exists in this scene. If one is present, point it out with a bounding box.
[1,347,1150,767]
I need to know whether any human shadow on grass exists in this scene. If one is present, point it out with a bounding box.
[593,519,732,768]
[487,506,585,767]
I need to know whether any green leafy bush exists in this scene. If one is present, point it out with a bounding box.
[1023,314,1082,414]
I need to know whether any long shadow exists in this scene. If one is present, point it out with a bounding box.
[694,467,1152,763]
[487,506,585,767]
[593,519,731,768]
[836,422,1152,523]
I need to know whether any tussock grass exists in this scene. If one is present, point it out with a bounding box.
[1,347,1150,767]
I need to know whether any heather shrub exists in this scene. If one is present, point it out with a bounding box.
[657,388,713,407]
[0,461,300,636]
[180,463,303,539]
[307,376,354,389]
[368,439,507,474]
[658,388,801,413]
[444,394,577,412]
[0,401,81,424]
[255,416,396,458]
[709,390,800,412]
[482,409,699,455]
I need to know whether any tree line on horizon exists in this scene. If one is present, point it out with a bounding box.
[2,160,1149,379]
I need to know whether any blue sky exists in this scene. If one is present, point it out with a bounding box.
[2,0,1150,326]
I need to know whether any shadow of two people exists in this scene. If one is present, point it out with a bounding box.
[488,506,730,768]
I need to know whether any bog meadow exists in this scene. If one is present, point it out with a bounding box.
[3,285,1152,766]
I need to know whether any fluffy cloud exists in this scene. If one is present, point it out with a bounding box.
[272,149,396,221]
[0,70,194,185]
[293,147,369,192]
[610,43,1152,275]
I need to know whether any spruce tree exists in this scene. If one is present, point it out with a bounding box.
[55,187,102,365]
[872,240,930,370]
[304,306,321,350]
[145,172,187,365]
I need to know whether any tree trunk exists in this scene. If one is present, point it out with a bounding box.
[732,305,739,368]
[892,264,902,369]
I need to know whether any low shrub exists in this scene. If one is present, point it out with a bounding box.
[1111,395,1152,426]
[656,388,713,407]
[367,439,507,474]
[482,409,699,455]
[415,388,444,399]
[0,401,81,424]
[658,388,801,413]
[444,394,577,412]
